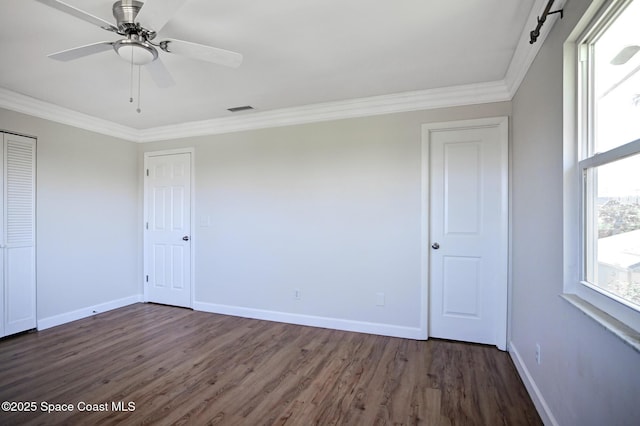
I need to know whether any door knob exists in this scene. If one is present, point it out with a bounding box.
[182,236,190,241]
[431,242,440,249]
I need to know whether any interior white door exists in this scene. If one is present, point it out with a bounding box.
[426,118,508,350]
[145,152,192,308]
[2,133,37,336]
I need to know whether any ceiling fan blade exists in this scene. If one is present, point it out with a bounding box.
[160,39,243,68]
[145,59,175,88]
[35,0,118,32]
[610,45,640,65]
[48,42,115,62]
[136,0,187,33]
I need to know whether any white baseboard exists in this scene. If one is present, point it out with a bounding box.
[193,301,425,339]
[509,341,559,426]
[37,295,143,331]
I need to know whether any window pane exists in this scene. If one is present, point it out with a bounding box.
[593,0,640,154]
[587,153,640,307]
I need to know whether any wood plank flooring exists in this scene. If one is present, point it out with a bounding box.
[0,303,541,425]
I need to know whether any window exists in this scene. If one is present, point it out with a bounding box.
[577,0,640,317]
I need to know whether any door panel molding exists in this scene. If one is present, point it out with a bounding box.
[421,117,509,349]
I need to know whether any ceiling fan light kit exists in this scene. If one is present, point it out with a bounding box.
[36,0,244,112]
[114,37,158,65]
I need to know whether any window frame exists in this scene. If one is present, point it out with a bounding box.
[579,143,640,304]
[565,0,640,335]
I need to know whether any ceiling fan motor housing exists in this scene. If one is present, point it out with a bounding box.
[113,0,143,32]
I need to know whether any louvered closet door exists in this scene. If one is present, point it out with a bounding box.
[2,133,36,336]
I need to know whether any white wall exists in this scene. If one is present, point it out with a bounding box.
[0,108,140,322]
[139,103,511,335]
[510,0,640,424]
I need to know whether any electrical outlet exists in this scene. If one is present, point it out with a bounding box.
[294,289,301,300]
[535,343,541,365]
[376,292,385,306]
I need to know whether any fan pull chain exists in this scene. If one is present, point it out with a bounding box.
[129,48,134,103]
[126,46,143,113]
[137,65,142,113]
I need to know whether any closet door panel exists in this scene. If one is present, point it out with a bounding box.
[3,133,36,335]
[4,247,35,334]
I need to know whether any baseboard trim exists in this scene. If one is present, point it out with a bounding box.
[194,301,425,340]
[37,295,143,331]
[509,341,559,426]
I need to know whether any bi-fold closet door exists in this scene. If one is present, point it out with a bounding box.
[0,132,36,338]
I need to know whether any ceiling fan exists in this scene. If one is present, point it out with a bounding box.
[36,0,243,89]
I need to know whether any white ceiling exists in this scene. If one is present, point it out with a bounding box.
[0,0,548,138]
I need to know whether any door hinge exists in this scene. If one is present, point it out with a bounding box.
[146,275,149,283]
[146,169,149,177]
[145,222,149,230]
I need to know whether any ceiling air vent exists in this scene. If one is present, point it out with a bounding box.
[227,105,254,112]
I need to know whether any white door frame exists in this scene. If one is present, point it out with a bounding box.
[143,148,195,308]
[420,117,509,349]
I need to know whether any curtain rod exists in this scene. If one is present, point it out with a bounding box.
[529,0,564,44]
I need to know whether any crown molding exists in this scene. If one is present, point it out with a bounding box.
[0,87,139,141]
[504,0,567,97]
[0,81,510,143]
[136,81,511,142]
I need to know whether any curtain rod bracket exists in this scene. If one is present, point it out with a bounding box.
[529,0,564,44]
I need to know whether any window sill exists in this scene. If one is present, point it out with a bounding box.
[561,293,640,354]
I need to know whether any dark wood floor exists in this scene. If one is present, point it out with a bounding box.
[0,303,541,425]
